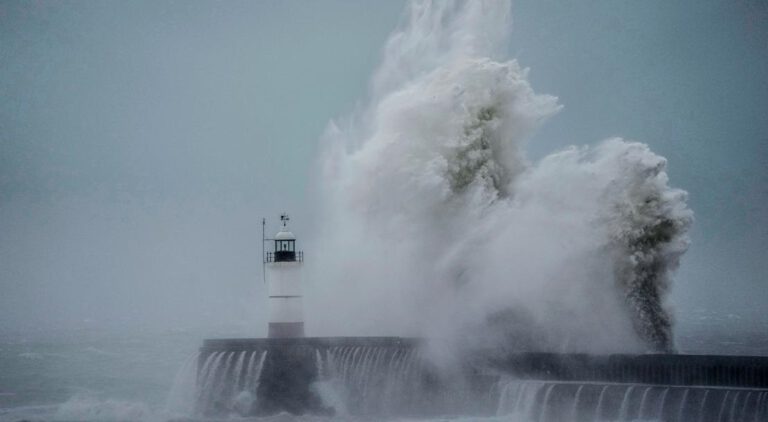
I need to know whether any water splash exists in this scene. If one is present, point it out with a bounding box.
[231,350,247,393]
[594,385,609,421]
[637,386,653,419]
[322,346,421,414]
[310,0,692,354]
[570,384,584,421]
[311,345,489,416]
[164,352,199,416]
[194,349,268,416]
[52,395,151,422]
[493,380,767,422]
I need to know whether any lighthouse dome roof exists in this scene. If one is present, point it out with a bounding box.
[275,230,295,240]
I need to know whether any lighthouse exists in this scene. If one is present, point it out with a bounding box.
[265,214,305,338]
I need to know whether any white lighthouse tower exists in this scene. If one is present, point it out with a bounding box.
[264,214,305,338]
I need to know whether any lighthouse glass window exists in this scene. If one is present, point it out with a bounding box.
[275,240,294,252]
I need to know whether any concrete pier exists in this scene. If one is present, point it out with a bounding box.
[197,337,768,417]
[489,352,768,388]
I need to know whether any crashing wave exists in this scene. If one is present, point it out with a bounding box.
[308,0,692,354]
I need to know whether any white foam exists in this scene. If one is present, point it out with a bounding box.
[308,0,692,354]
[52,394,152,422]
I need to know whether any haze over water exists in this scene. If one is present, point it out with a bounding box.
[1,0,767,421]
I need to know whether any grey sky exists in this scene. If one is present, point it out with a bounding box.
[1,1,766,335]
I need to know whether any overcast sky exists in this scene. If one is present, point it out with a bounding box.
[1,0,766,336]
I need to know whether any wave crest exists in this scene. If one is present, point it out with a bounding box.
[308,0,692,354]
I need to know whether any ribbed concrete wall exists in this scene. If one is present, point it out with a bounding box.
[199,337,418,416]
[490,353,768,388]
[198,337,768,416]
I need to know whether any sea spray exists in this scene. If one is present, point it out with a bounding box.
[601,140,693,352]
[164,352,199,416]
[308,0,691,354]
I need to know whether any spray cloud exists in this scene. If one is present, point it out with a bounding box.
[306,0,692,354]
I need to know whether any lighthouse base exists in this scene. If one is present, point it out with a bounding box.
[268,322,304,338]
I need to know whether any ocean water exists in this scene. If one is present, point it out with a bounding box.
[0,328,199,422]
[1,314,766,422]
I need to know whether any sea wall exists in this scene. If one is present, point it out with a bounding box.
[489,352,768,389]
[197,337,768,419]
[197,337,425,416]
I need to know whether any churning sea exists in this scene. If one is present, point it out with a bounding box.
[1,313,766,422]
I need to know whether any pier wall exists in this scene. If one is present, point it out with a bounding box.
[197,337,768,417]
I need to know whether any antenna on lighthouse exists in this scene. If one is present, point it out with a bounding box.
[262,217,266,284]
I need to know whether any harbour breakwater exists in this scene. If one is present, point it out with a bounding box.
[197,337,768,420]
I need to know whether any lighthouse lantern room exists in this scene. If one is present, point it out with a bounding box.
[264,214,305,338]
